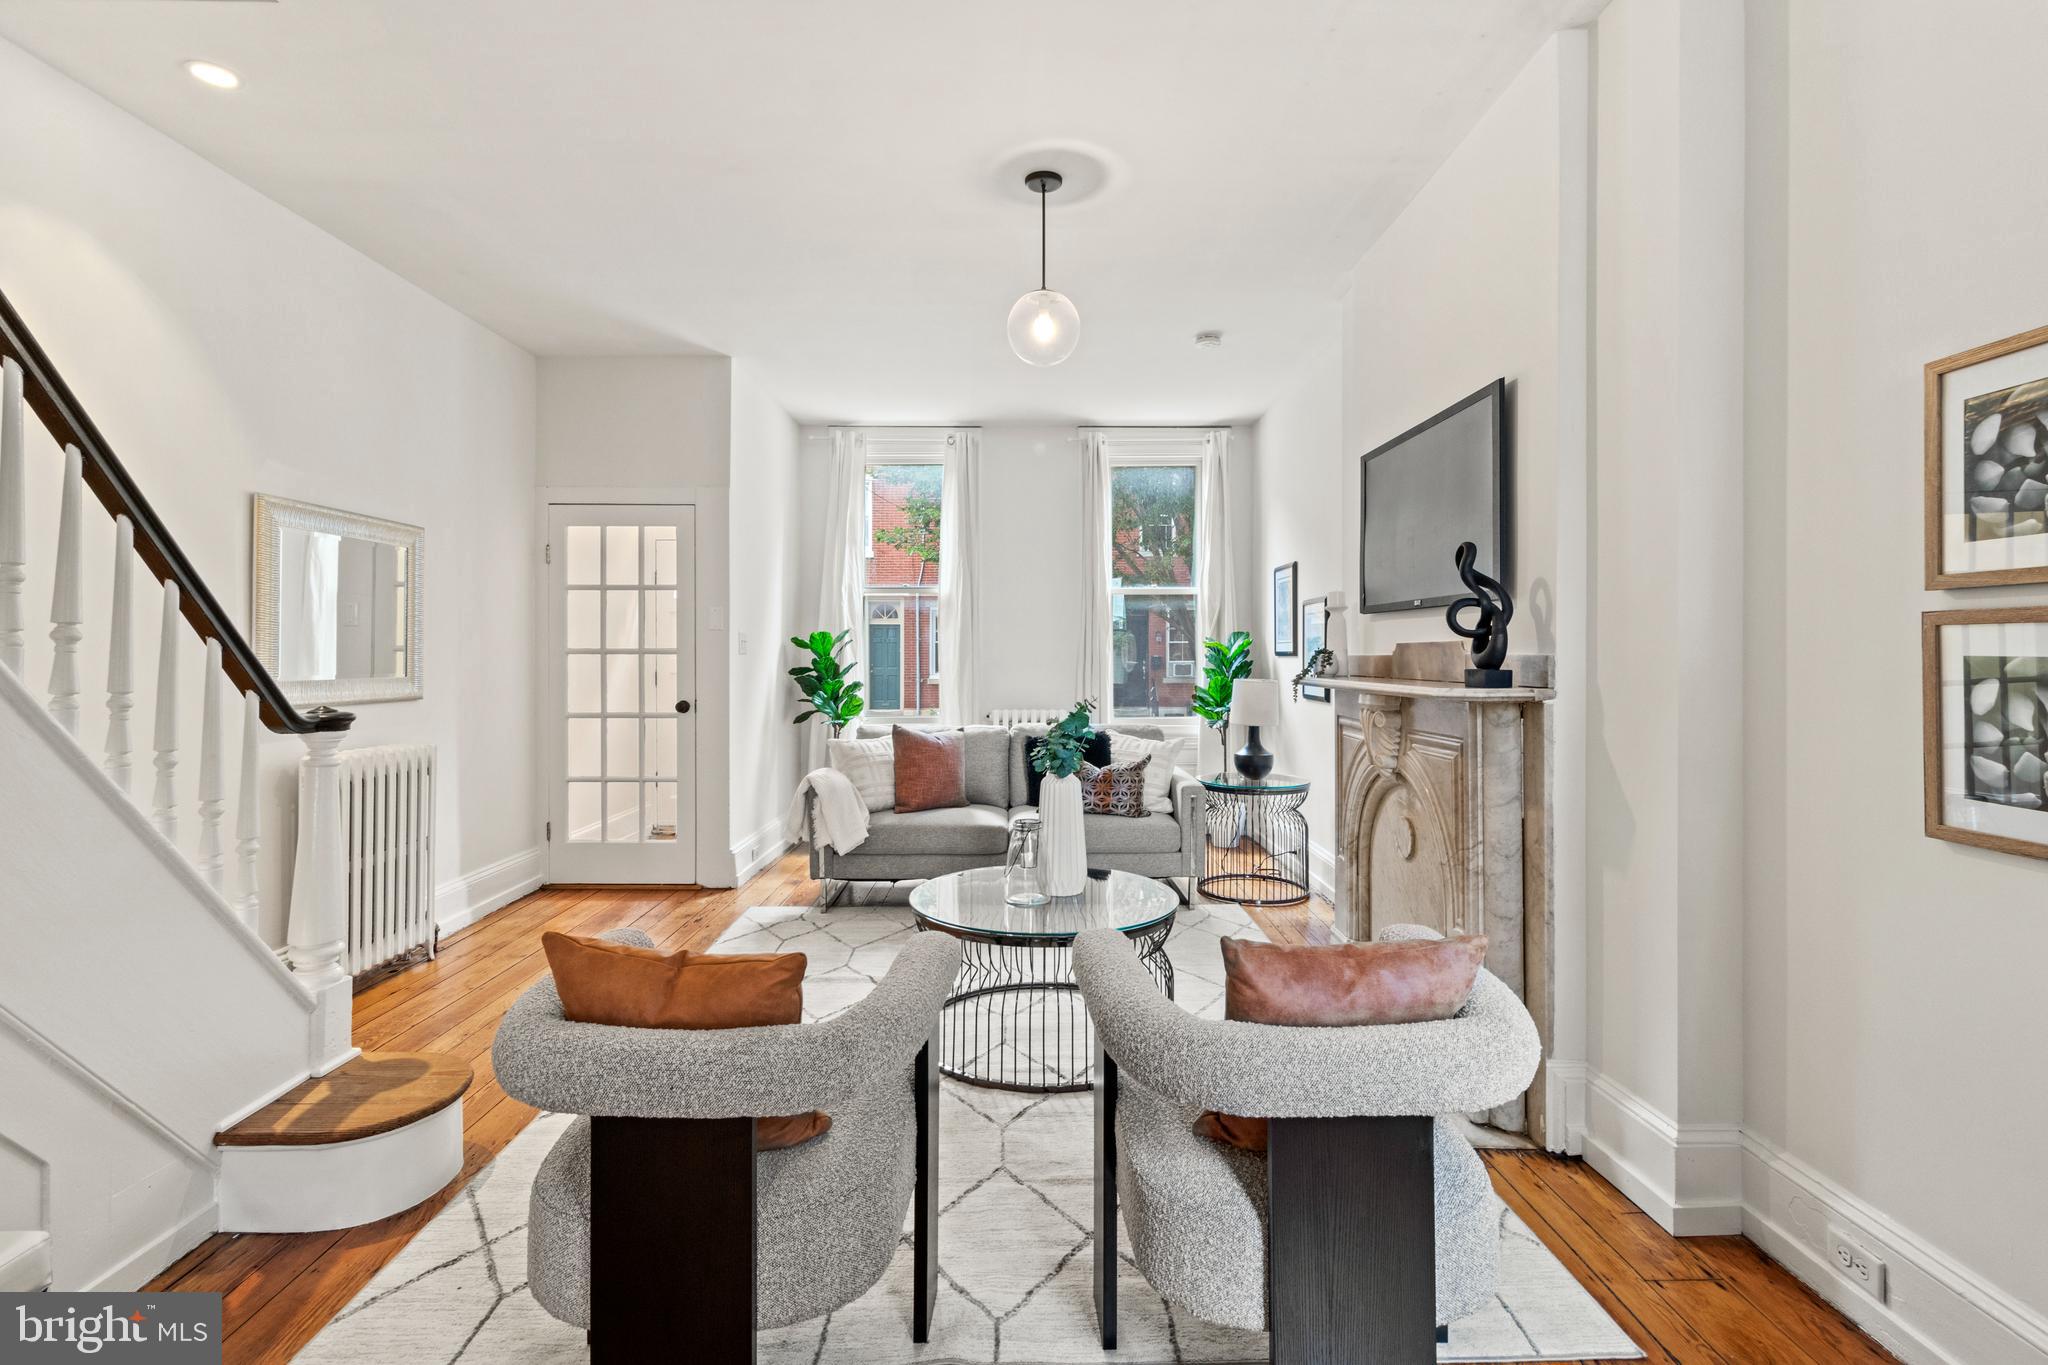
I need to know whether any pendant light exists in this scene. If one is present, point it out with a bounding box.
[1008,170,1080,366]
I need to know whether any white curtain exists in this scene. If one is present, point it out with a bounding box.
[807,428,869,772]
[1077,431,1112,719]
[1197,429,1237,645]
[937,428,979,726]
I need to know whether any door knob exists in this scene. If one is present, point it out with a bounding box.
[675,700,692,714]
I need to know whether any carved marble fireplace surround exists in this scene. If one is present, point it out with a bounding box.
[1328,642,1556,1143]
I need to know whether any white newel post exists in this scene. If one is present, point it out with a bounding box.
[0,357,23,677]
[47,445,83,734]
[152,582,181,842]
[198,639,226,892]
[236,692,262,930]
[289,728,355,1074]
[105,515,135,792]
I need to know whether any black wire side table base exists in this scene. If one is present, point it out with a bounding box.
[1199,778,1312,907]
[919,918,1175,1093]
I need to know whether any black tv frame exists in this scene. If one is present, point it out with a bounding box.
[1357,378,1512,615]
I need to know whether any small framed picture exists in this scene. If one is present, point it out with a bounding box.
[1926,324,2048,588]
[1301,596,1330,702]
[1924,607,2048,858]
[1273,562,1298,655]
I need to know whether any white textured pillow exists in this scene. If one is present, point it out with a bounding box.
[828,734,895,812]
[1108,732,1176,815]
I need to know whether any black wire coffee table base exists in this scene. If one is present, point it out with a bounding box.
[923,919,1175,1093]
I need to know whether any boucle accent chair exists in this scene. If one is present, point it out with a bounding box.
[1071,924,1541,1365]
[805,722,1204,894]
[492,928,963,1364]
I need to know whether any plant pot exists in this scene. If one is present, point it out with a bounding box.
[1038,773,1088,897]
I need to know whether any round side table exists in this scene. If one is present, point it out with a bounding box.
[1197,771,1311,906]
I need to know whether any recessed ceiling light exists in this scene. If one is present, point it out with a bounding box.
[184,60,241,90]
[1194,331,1223,349]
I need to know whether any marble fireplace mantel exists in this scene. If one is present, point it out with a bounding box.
[1326,642,1556,1142]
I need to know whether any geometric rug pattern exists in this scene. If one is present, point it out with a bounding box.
[298,899,1641,1363]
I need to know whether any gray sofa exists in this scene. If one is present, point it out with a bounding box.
[804,723,1203,890]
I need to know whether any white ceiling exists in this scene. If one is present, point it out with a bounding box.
[0,1,1599,423]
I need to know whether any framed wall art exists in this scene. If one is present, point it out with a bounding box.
[1926,323,2048,588]
[1923,606,2048,859]
[1272,561,1298,655]
[1300,595,1330,702]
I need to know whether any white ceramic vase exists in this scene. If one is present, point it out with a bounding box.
[1038,773,1088,897]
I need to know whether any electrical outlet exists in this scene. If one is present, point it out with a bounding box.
[1827,1225,1887,1303]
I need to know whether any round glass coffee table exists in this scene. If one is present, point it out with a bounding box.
[909,867,1178,1092]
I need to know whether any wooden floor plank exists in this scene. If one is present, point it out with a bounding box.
[148,853,1895,1365]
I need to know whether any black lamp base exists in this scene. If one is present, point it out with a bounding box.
[1465,668,1514,689]
[1233,726,1275,781]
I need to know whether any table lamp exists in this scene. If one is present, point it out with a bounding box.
[1231,678,1280,780]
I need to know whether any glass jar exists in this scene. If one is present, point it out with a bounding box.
[1003,815,1048,906]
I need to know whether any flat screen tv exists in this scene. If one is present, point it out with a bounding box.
[1358,378,1510,614]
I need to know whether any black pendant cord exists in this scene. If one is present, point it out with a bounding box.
[1039,184,1048,291]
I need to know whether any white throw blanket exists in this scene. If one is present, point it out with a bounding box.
[785,766,869,854]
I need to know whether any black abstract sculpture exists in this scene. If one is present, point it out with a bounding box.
[1445,541,1514,688]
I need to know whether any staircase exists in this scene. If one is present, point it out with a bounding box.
[0,287,468,1287]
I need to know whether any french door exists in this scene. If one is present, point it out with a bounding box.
[547,504,696,883]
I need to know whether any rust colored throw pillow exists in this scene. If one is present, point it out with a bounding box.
[541,933,827,1150]
[1079,757,1150,817]
[893,726,968,813]
[1194,934,1489,1153]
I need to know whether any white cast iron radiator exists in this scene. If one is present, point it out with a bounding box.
[334,743,437,974]
[986,708,1066,727]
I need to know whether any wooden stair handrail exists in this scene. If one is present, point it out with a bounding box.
[0,285,350,735]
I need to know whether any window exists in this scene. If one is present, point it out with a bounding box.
[1108,461,1200,718]
[864,460,943,716]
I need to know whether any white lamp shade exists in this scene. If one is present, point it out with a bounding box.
[1232,678,1280,730]
[1008,289,1080,366]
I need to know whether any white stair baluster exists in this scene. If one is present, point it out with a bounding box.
[289,724,354,1074]
[236,691,262,930]
[198,638,225,891]
[47,445,83,734]
[0,357,23,676]
[152,581,181,842]
[104,515,135,792]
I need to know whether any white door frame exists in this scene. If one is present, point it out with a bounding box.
[535,486,728,886]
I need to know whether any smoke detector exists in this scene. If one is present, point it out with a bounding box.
[1194,331,1223,349]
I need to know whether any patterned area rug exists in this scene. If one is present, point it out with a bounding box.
[298,899,1640,1364]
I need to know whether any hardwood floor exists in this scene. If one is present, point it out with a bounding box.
[149,854,1893,1364]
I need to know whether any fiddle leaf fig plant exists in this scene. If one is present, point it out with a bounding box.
[788,629,865,733]
[1030,701,1098,779]
[1188,631,1253,734]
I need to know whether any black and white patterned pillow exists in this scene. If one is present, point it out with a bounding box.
[1080,757,1150,817]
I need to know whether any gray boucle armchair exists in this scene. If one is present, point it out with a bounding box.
[493,928,963,1364]
[1072,924,1541,1365]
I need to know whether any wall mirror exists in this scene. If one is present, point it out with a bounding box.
[252,494,424,706]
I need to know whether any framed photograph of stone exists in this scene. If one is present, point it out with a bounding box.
[1923,607,2048,859]
[1272,561,1298,655]
[1300,595,1330,701]
[1926,323,2048,588]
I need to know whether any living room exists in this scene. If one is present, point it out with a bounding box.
[0,2,2042,1363]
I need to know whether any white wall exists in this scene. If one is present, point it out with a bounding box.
[727,361,802,878]
[536,354,738,884]
[0,35,541,945]
[1734,1,2048,1357]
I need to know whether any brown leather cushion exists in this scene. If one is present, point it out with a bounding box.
[1196,934,1488,1152]
[893,725,967,813]
[541,933,828,1150]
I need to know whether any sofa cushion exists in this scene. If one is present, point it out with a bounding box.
[893,727,966,813]
[961,726,1011,808]
[1069,809,1182,854]
[1080,758,1151,817]
[1108,731,1177,814]
[859,804,1013,857]
[828,734,894,812]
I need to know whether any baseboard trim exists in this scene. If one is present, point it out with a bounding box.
[1741,1135,2048,1365]
[730,819,792,886]
[1543,1058,1588,1156]
[1307,838,1336,907]
[85,1199,217,1293]
[1581,1072,1742,1236]
[435,846,546,937]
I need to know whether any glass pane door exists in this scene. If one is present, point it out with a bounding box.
[549,504,695,883]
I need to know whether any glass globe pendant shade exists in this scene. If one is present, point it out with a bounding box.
[1008,288,1080,366]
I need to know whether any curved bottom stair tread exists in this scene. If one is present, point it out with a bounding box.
[217,1051,471,1147]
